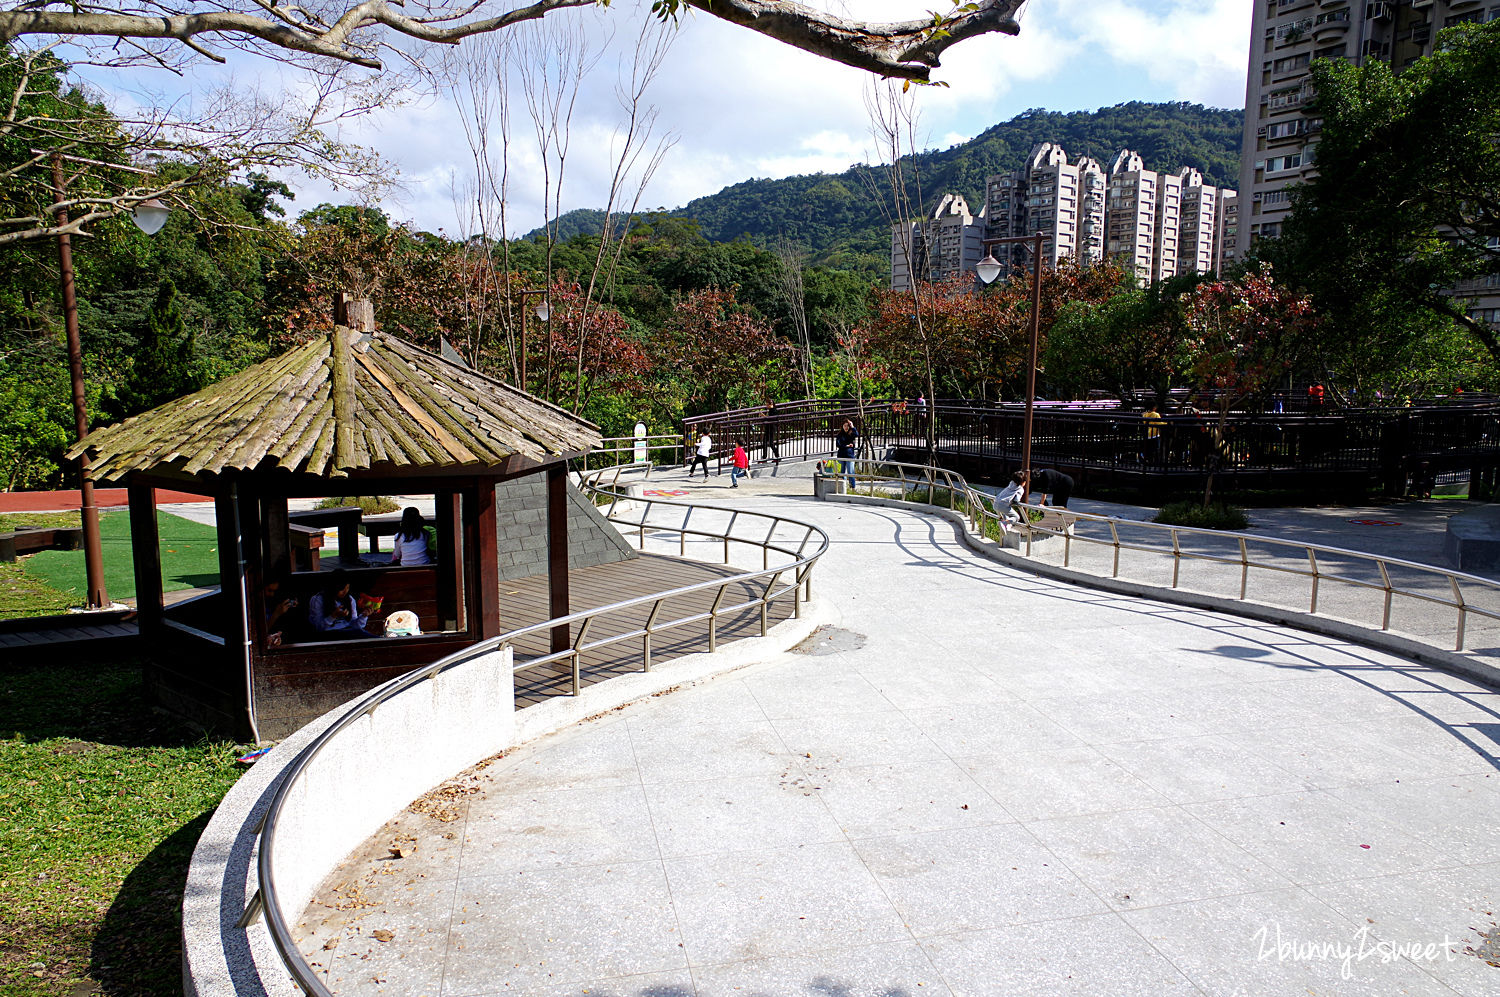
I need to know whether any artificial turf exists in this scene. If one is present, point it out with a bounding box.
[18,511,221,604]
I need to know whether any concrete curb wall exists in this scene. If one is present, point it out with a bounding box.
[183,598,832,997]
[827,492,1500,691]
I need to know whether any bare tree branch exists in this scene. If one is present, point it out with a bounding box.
[0,0,1026,80]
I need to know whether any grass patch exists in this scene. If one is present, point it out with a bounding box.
[0,513,80,533]
[0,656,245,996]
[19,511,220,603]
[0,562,76,619]
[315,495,399,515]
[1153,500,1251,531]
[1,513,88,618]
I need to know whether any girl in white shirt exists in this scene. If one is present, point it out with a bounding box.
[390,507,432,565]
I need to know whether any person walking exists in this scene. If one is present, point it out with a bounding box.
[760,402,781,463]
[835,418,859,491]
[689,430,713,480]
[730,442,750,487]
[1140,402,1164,465]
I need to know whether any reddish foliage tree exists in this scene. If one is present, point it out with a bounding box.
[535,276,652,411]
[655,288,796,414]
[866,259,1132,402]
[1185,262,1319,501]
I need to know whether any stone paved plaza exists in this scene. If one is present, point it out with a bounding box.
[294,488,1500,996]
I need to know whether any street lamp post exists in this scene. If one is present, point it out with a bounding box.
[976,230,1045,483]
[516,289,549,390]
[47,151,169,609]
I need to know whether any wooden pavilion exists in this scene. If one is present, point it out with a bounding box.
[71,324,602,741]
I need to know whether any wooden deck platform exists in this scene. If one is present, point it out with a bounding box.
[0,615,139,659]
[503,552,798,706]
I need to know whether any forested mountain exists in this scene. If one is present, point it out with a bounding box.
[533,102,1244,272]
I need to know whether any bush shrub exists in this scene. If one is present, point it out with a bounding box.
[314,495,400,515]
[1152,500,1250,531]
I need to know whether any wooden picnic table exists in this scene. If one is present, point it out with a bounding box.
[360,514,405,554]
[288,507,362,564]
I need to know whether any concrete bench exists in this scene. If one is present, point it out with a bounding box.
[0,526,83,562]
[1443,505,1500,573]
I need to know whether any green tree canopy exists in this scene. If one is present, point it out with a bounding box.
[1275,20,1500,366]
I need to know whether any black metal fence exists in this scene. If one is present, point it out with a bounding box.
[684,398,1500,493]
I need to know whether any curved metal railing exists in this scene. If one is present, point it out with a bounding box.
[252,464,829,997]
[831,458,1500,655]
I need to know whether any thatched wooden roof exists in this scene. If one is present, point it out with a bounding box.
[73,328,601,481]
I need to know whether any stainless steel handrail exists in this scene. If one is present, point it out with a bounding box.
[831,458,1500,654]
[253,464,829,997]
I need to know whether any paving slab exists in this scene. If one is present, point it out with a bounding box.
[295,494,1500,996]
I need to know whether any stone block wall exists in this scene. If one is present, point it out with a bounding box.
[493,476,637,581]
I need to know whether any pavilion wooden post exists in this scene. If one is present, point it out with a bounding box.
[334,292,376,332]
[262,497,291,582]
[435,490,461,632]
[472,482,502,640]
[127,482,162,634]
[547,463,570,654]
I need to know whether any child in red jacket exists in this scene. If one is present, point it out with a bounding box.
[730,443,750,487]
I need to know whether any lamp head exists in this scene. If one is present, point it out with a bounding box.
[975,254,1003,285]
[535,299,550,322]
[129,199,170,236]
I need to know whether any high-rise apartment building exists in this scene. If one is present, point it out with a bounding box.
[1105,150,1157,279]
[893,143,1233,288]
[1178,168,1221,277]
[1238,0,1498,318]
[890,193,983,292]
[1218,191,1241,272]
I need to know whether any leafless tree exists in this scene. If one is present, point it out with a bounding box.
[774,237,813,397]
[862,77,936,457]
[567,14,676,411]
[444,30,517,375]
[0,44,395,245]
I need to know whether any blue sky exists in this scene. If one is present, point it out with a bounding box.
[79,1,1253,235]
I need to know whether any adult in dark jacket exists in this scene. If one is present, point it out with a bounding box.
[835,419,858,489]
[1025,468,1073,508]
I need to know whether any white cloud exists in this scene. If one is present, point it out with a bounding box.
[67,0,1254,234]
[1046,0,1251,107]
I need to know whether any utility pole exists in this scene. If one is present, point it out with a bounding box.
[51,152,107,608]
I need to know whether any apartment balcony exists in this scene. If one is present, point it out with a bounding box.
[1313,12,1350,37]
[1316,0,1346,7]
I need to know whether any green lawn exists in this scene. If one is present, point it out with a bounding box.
[18,510,221,604]
[0,514,82,618]
[0,657,246,996]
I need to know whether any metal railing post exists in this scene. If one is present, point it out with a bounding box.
[1171,529,1182,588]
[1239,537,1250,600]
[1451,575,1467,651]
[642,600,663,671]
[570,617,594,695]
[1378,561,1393,630]
[1109,520,1121,577]
[708,585,726,652]
[1308,549,1321,614]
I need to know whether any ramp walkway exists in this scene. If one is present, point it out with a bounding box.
[292,490,1500,997]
